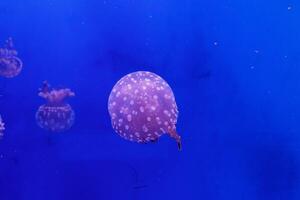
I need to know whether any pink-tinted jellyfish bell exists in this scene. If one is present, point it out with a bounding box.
[0,37,23,78]
[36,81,75,132]
[108,71,182,150]
[0,114,4,138]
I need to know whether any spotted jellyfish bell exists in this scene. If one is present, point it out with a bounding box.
[36,81,75,132]
[0,114,4,138]
[108,71,182,150]
[0,37,23,78]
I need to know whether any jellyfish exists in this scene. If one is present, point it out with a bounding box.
[0,37,23,78]
[36,81,75,132]
[0,114,4,137]
[108,71,182,150]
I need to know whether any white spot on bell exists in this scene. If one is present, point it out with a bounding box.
[132,110,138,115]
[164,94,171,99]
[139,106,145,113]
[127,114,132,122]
[142,125,148,132]
[135,132,140,137]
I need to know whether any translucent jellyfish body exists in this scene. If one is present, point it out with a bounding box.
[108,71,182,149]
[0,37,23,78]
[36,81,75,132]
[0,115,4,137]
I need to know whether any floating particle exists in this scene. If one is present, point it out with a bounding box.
[0,37,23,78]
[108,71,182,150]
[0,114,4,138]
[36,81,75,132]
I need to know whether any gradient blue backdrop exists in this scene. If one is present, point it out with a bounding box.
[0,0,299,199]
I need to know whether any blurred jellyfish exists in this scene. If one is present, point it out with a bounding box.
[0,37,23,78]
[108,71,182,150]
[0,114,4,138]
[36,81,75,132]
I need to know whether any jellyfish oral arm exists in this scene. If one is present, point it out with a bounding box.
[38,86,75,105]
[168,129,182,150]
[5,38,13,48]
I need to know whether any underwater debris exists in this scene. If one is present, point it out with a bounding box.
[36,81,75,132]
[0,37,23,78]
[133,184,148,190]
[108,71,182,150]
[194,70,211,80]
[126,163,149,191]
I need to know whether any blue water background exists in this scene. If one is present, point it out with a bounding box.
[0,0,299,199]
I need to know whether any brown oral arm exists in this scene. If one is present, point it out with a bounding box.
[169,129,182,151]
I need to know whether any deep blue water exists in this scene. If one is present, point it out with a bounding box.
[0,0,299,199]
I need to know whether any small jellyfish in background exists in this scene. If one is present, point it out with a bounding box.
[108,71,182,150]
[36,81,75,132]
[0,114,4,138]
[0,37,23,78]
